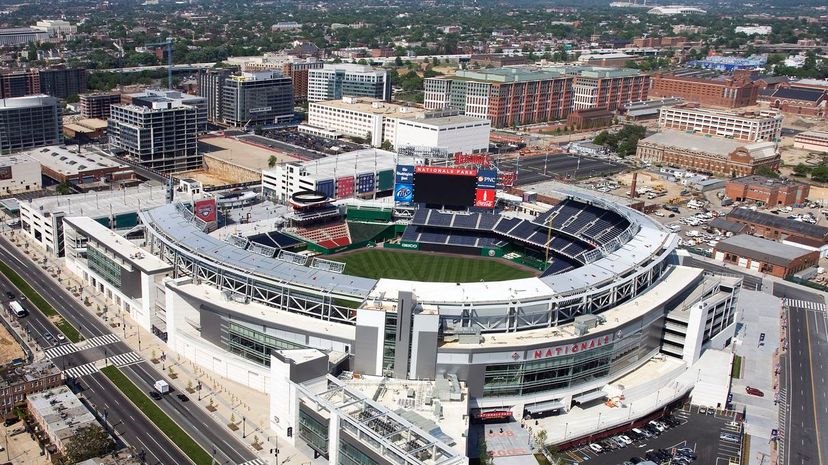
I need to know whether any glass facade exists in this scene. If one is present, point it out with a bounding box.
[87,246,122,288]
[298,408,329,456]
[339,440,379,465]
[382,312,397,376]
[482,330,654,397]
[226,323,307,367]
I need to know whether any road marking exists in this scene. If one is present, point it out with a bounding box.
[107,351,143,368]
[806,309,825,465]
[62,362,99,379]
[44,343,80,359]
[239,460,267,465]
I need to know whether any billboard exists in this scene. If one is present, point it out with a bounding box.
[413,167,477,207]
[476,169,497,189]
[395,165,415,184]
[356,173,375,193]
[194,198,217,223]
[475,189,496,208]
[394,183,414,203]
[336,176,354,199]
[316,179,335,198]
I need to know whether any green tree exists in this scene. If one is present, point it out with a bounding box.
[380,140,394,151]
[268,155,278,168]
[254,124,263,136]
[56,180,72,195]
[65,94,80,104]
[792,163,811,177]
[395,56,403,67]
[63,425,115,463]
[811,165,828,183]
[755,165,780,179]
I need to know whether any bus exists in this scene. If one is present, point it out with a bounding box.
[8,301,26,318]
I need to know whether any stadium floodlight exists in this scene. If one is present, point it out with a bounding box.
[277,250,308,266]
[310,258,346,274]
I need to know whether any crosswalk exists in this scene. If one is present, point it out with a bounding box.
[44,333,121,360]
[62,362,99,379]
[107,351,143,368]
[239,460,267,465]
[778,387,788,463]
[784,298,826,311]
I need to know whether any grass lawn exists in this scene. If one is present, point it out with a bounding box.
[330,249,534,282]
[101,366,211,465]
[0,260,81,342]
[731,354,743,379]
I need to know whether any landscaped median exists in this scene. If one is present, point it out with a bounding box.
[100,366,213,465]
[0,260,81,342]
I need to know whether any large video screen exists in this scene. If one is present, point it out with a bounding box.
[413,166,477,207]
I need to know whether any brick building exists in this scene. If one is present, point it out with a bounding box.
[713,234,819,278]
[760,86,825,118]
[79,92,121,119]
[727,207,828,243]
[649,70,759,108]
[0,70,39,99]
[0,360,62,413]
[725,176,809,207]
[282,59,324,103]
[636,131,780,177]
[469,54,529,67]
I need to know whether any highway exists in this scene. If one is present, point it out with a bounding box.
[774,283,828,465]
[0,236,258,465]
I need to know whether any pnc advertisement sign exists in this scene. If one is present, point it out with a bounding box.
[476,169,497,189]
[394,183,414,203]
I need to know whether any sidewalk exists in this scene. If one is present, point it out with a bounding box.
[11,231,311,465]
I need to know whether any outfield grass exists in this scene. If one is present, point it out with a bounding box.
[0,260,81,342]
[331,249,534,282]
[101,366,211,465]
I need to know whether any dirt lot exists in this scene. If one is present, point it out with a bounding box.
[199,137,299,170]
[608,171,688,205]
[0,321,24,365]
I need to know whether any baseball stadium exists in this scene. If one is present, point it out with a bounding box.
[61,156,742,459]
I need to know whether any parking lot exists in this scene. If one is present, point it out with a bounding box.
[561,406,743,465]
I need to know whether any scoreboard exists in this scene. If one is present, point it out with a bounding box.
[394,165,497,209]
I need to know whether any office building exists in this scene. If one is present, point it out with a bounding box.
[0,153,41,194]
[109,90,205,173]
[724,176,809,207]
[0,94,62,154]
[222,71,294,127]
[713,234,819,278]
[27,385,105,454]
[649,70,759,108]
[0,27,50,46]
[282,59,324,103]
[38,68,87,99]
[636,130,780,177]
[570,67,649,112]
[305,97,490,153]
[0,70,39,99]
[657,105,782,142]
[79,92,121,119]
[307,64,391,102]
[197,68,234,122]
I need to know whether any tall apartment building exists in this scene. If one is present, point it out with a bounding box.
[197,68,235,122]
[222,71,294,127]
[283,59,324,103]
[425,68,573,128]
[307,64,390,102]
[0,94,62,154]
[108,91,205,173]
[649,70,759,108]
[658,105,782,142]
[79,92,121,119]
[0,70,39,99]
[571,67,649,111]
[424,66,647,128]
[38,68,87,99]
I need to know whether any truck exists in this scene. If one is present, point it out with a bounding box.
[8,301,26,318]
[154,380,170,394]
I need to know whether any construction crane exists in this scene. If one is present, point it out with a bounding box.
[145,37,173,89]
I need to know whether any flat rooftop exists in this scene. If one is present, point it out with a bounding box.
[0,94,56,109]
[273,149,415,179]
[21,183,191,219]
[727,175,805,188]
[28,385,98,445]
[25,145,126,176]
[641,131,778,159]
[0,153,37,167]
[63,216,172,274]
[313,98,425,117]
[716,234,815,266]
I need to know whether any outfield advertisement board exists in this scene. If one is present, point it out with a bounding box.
[394,184,414,203]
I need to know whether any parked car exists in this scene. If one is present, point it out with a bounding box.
[619,435,633,445]
[746,386,765,397]
[5,291,14,299]
[149,391,162,400]
[588,443,603,453]
[177,394,189,402]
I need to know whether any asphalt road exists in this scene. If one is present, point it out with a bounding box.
[0,237,257,465]
[497,153,625,186]
[775,283,828,465]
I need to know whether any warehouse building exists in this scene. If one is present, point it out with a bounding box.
[649,70,759,108]
[636,130,780,177]
[713,234,820,278]
[793,130,828,152]
[305,97,490,154]
[24,145,132,185]
[726,207,828,243]
[0,154,41,194]
[724,176,809,207]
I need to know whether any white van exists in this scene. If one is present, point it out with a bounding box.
[8,301,26,318]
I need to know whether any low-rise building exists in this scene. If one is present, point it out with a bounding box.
[306,97,490,154]
[0,361,61,413]
[27,385,103,455]
[657,105,782,142]
[760,85,826,118]
[727,207,828,243]
[713,234,819,278]
[794,130,828,152]
[636,131,780,177]
[724,176,809,207]
[25,145,132,184]
[649,70,759,108]
[0,154,41,194]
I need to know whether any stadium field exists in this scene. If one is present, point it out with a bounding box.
[330,249,535,282]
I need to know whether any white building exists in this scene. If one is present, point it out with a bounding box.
[33,19,76,38]
[647,5,707,15]
[658,105,782,142]
[271,21,302,31]
[305,97,490,154]
[0,154,41,195]
[735,26,772,36]
[307,64,391,102]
